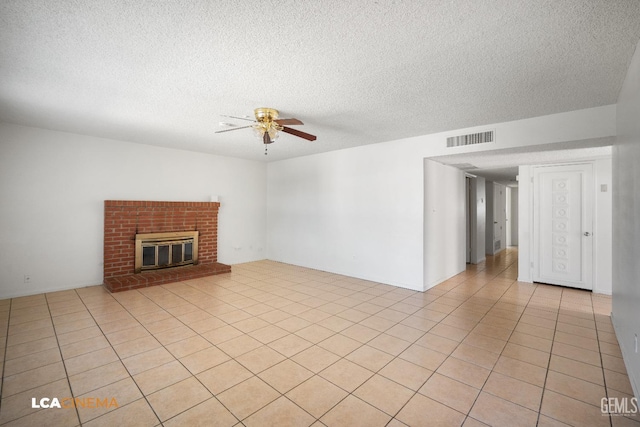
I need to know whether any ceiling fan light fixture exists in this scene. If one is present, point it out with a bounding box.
[252,108,283,142]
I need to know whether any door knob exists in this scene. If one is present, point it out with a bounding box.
[584,232,591,236]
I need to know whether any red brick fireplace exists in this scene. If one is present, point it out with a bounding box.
[103,200,231,292]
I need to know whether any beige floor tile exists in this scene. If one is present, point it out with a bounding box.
[353,374,414,416]
[295,324,336,344]
[540,389,609,427]
[414,332,460,355]
[258,359,314,393]
[602,353,628,374]
[1,401,80,427]
[164,335,211,358]
[286,375,348,418]
[501,342,550,368]
[248,324,290,344]
[76,377,143,424]
[112,335,161,359]
[493,355,547,387]
[549,354,604,386]
[419,372,480,414]
[201,324,245,345]
[83,398,159,427]
[399,315,437,332]
[398,343,448,371]
[508,331,553,352]
[379,358,433,391]
[450,342,500,370]
[216,334,263,357]
[4,336,58,360]
[244,396,315,427]
[291,345,342,373]
[163,397,238,427]
[359,315,397,332]
[345,344,395,372]
[2,360,67,397]
[482,371,543,411]
[60,335,111,360]
[436,356,490,389]
[217,376,279,420]
[153,325,197,346]
[197,360,254,394]
[536,414,572,427]
[122,347,175,376]
[470,392,538,427]
[236,345,286,374]
[317,315,355,332]
[3,347,61,376]
[317,334,361,357]
[0,378,71,425]
[275,316,313,333]
[64,347,119,376]
[321,395,391,427]
[367,333,412,356]
[462,331,507,354]
[320,358,374,392]
[147,377,212,422]
[180,346,231,374]
[605,368,635,395]
[133,360,192,395]
[0,251,635,427]
[429,323,470,342]
[545,370,605,407]
[396,393,466,427]
[462,416,492,427]
[56,326,103,346]
[340,323,380,344]
[69,361,130,396]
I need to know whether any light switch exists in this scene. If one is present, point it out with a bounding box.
[600,184,608,192]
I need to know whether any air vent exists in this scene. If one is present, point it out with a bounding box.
[494,240,501,251]
[449,163,478,171]
[447,130,494,148]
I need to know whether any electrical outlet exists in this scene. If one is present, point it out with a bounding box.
[24,274,31,283]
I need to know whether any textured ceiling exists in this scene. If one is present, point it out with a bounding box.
[1,1,639,162]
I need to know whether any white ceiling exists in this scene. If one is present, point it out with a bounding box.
[1,1,639,162]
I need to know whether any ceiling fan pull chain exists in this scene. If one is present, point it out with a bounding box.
[265,144,268,155]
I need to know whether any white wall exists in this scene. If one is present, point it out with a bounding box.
[517,159,612,294]
[266,144,424,290]
[469,176,486,264]
[424,160,466,290]
[267,106,615,291]
[510,187,519,246]
[485,182,495,255]
[612,40,640,398]
[0,123,267,298]
[474,177,487,264]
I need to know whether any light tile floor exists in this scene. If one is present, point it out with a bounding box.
[0,249,637,426]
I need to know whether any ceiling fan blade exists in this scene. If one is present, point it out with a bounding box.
[274,118,304,126]
[215,125,253,133]
[281,127,317,141]
[221,115,256,122]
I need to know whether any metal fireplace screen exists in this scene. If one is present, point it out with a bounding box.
[134,231,199,273]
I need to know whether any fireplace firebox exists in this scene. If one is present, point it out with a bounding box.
[134,231,199,273]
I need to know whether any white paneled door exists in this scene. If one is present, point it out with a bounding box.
[533,163,593,290]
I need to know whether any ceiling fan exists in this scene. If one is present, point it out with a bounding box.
[215,108,317,150]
